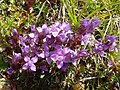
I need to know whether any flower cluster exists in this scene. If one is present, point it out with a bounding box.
[7,18,118,75]
[93,35,117,56]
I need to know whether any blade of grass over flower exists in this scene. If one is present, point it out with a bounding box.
[86,1,120,18]
[103,16,112,40]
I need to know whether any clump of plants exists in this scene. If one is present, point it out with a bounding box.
[4,18,118,90]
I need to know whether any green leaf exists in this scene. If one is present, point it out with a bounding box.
[0,54,8,70]
[9,0,15,4]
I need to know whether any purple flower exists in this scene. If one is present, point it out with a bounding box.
[78,50,88,57]
[50,48,70,69]
[29,33,35,38]
[78,18,101,34]
[24,56,38,63]
[78,19,91,35]
[13,52,21,62]
[50,25,61,37]
[40,65,48,73]
[61,64,68,71]
[42,24,50,35]
[37,27,43,33]
[9,39,14,45]
[69,50,78,66]
[36,24,50,35]
[87,18,101,33]
[60,22,71,32]
[68,34,74,40]
[7,68,15,75]
[8,20,105,74]
[81,34,91,45]
[9,29,19,45]
[22,56,38,71]
[12,29,18,36]
[31,25,36,32]
[91,18,101,28]
[21,45,30,55]
[106,35,116,46]
[45,35,55,45]
[43,43,52,64]
[51,47,78,68]
[57,33,67,42]
[51,53,64,69]
[93,42,106,56]
[105,35,117,52]
[22,61,36,71]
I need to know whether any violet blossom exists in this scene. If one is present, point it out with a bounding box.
[22,56,38,71]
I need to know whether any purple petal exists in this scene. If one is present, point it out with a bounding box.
[58,33,67,42]
[44,52,50,58]
[57,56,64,61]
[30,63,36,71]
[42,24,49,35]
[69,50,77,58]
[56,61,63,69]
[51,54,58,62]
[106,35,116,45]
[37,27,43,33]
[68,34,74,40]
[22,63,29,70]
[7,68,15,75]
[36,52,45,58]
[52,31,59,37]
[51,26,60,37]
[61,64,68,71]
[9,39,14,45]
[78,19,90,34]
[64,56,70,63]
[63,47,70,54]
[91,18,101,28]
[79,50,88,57]
[81,34,90,45]
[24,56,30,62]
[40,65,48,72]
[46,57,52,64]
[100,51,104,56]
[61,22,71,32]
[31,56,38,63]
[72,59,77,66]
[13,53,21,62]
[21,45,30,55]
[29,33,35,38]
[31,25,36,32]
[12,29,18,36]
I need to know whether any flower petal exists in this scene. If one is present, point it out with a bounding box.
[30,63,36,71]
[24,56,30,62]
[31,56,38,63]
[56,61,63,69]
[22,63,29,70]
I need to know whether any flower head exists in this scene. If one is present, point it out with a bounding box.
[7,68,15,75]
[13,52,21,62]
[93,41,106,56]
